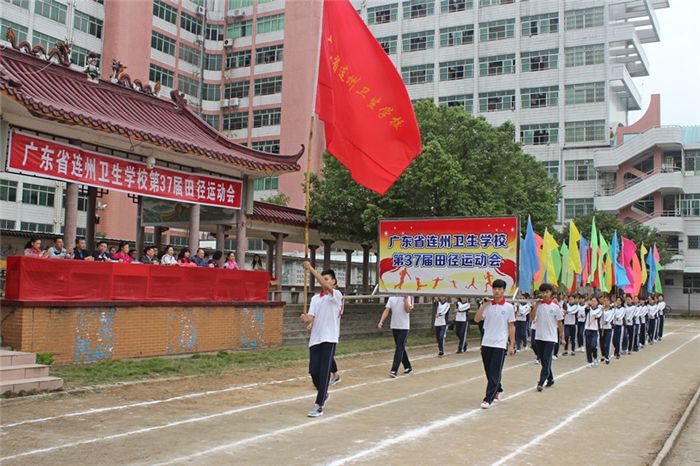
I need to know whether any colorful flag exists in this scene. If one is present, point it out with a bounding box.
[543,229,560,286]
[316,0,422,194]
[534,233,544,286]
[653,244,663,293]
[588,217,598,285]
[622,237,642,296]
[580,235,590,285]
[611,231,630,287]
[646,246,657,293]
[640,243,648,285]
[518,216,540,294]
[569,221,582,274]
[560,242,575,292]
[599,232,610,292]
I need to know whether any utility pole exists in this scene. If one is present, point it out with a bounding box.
[197,1,207,117]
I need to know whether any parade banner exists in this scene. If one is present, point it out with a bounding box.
[7,130,242,209]
[378,217,519,297]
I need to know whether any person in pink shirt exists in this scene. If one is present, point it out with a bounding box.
[112,242,132,263]
[23,238,44,258]
[177,248,198,267]
[223,251,239,270]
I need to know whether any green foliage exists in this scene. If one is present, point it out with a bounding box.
[36,352,54,366]
[311,101,561,242]
[261,192,290,207]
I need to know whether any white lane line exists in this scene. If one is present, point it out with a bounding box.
[151,361,534,466]
[0,347,454,429]
[490,332,700,466]
[0,351,482,461]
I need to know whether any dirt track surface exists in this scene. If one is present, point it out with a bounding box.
[1,320,698,466]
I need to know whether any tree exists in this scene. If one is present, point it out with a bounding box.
[261,192,290,207]
[310,101,561,242]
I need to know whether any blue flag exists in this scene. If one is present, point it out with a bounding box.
[518,216,540,294]
[580,235,589,284]
[611,231,630,287]
[646,247,657,293]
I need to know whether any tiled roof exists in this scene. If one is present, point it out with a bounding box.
[0,47,302,174]
[251,202,320,228]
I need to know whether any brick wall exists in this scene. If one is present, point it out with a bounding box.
[1,302,284,365]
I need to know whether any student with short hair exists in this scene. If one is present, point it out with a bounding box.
[475,279,515,409]
[623,295,636,354]
[532,283,564,391]
[576,295,587,352]
[600,295,614,364]
[657,294,666,340]
[434,297,450,357]
[300,263,343,418]
[455,297,471,353]
[647,296,658,344]
[562,295,578,356]
[514,297,531,352]
[612,296,626,359]
[638,298,648,348]
[378,295,414,378]
[584,297,602,367]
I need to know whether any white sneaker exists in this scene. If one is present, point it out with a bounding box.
[480,401,491,409]
[553,355,558,360]
[307,405,323,417]
[586,363,593,368]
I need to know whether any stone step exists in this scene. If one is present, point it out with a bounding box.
[0,376,63,395]
[0,350,36,368]
[0,364,50,382]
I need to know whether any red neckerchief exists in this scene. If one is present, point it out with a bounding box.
[320,291,326,297]
[542,299,557,305]
[492,299,506,305]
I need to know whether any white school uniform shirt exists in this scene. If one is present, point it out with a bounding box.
[456,301,470,322]
[563,303,578,325]
[386,296,412,330]
[576,304,587,323]
[435,302,450,326]
[624,305,636,325]
[308,289,343,347]
[632,305,641,324]
[638,305,648,324]
[585,305,602,331]
[535,300,563,343]
[647,303,658,319]
[657,301,666,316]
[613,306,626,325]
[481,300,516,350]
[602,307,615,329]
[515,302,531,322]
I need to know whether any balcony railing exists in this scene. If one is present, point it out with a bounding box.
[597,166,681,196]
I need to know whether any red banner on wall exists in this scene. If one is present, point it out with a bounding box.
[6,130,242,209]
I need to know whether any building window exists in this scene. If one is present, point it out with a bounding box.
[521,123,559,145]
[256,44,283,64]
[683,274,700,294]
[479,90,515,112]
[479,19,515,42]
[680,194,700,217]
[565,44,605,67]
[4,0,29,8]
[169,235,189,247]
[541,161,560,180]
[253,108,281,127]
[521,12,558,36]
[177,74,200,98]
[149,64,174,88]
[521,49,558,72]
[377,36,398,54]
[74,11,103,38]
[479,54,515,76]
[564,198,594,220]
[223,111,249,130]
[565,120,606,142]
[229,0,253,8]
[565,159,595,181]
[180,12,203,36]
[179,43,201,66]
[401,64,434,85]
[254,177,279,191]
[688,236,700,250]
[20,222,54,233]
[35,0,67,24]
[257,13,284,34]
[0,180,18,202]
[62,191,88,212]
[22,183,55,206]
[224,80,250,98]
[1,19,28,43]
[33,31,62,54]
[251,140,280,154]
[480,0,514,6]
[153,0,178,24]
[441,0,473,13]
[226,49,251,68]
[202,114,220,130]
[206,24,224,41]
[565,82,605,105]
[402,31,434,53]
[151,31,176,56]
[201,83,221,101]
[521,86,559,108]
[565,7,604,30]
[254,76,282,96]
[205,53,222,71]
[0,219,16,230]
[367,3,398,24]
[71,46,100,68]
[228,19,252,39]
[439,60,473,81]
[403,0,434,19]
[685,150,700,174]
[438,94,473,113]
[439,25,474,47]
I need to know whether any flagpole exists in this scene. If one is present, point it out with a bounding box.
[303,0,326,315]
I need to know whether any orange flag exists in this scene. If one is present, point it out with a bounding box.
[316,0,422,195]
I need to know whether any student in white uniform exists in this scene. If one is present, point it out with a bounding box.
[562,295,578,356]
[576,295,587,352]
[475,279,515,409]
[600,295,614,364]
[533,283,564,391]
[623,295,636,354]
[612,296,626,359]
[378,296,414,378]
[657,294,666,340]
[585,297,603,367]
[514,297,531,351]
[434,297,450,357]
[647,296,658,344]
[455,297,470,353]
[300,263,343,418]
[632,296,641,352]
[638,298,648,348]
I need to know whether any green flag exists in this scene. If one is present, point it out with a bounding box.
[598,231,610,293]
[588,217,598,284]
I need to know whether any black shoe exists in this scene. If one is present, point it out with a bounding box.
[389,371,398,378]
[456,350,463,354]
[545,380,555,388]
[403,368,413,375]
[438,352,444,357]
[536,384,544,392]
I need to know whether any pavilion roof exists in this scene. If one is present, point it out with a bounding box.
[251,201,320,228]
[0,46,302,175]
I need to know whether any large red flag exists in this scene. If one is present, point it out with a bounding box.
[315,0,422,195]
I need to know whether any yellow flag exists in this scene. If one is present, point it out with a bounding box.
[569,221,582,274]
[640,243,648,285]
[544,229,559,286]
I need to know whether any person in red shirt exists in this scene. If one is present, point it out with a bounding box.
[112,242,132,263]
[177,248,197,267]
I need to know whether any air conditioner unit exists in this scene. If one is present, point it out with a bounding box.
[229,97,240,108]
[233,9,244,18]
[223,38,233,48]
[221,99,230,108]
[197,5,205,16]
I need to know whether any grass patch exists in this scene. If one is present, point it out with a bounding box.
[51,328,477,389]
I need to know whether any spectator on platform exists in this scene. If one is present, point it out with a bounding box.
[73,238,93,260]
[129,249,139,263]
[109,246,117,257]
[177,248,197,267]
[223,251,239,270]
[251,254,265,271]
[23,238,43,258]
[46,238,71,259]
[92,241,111,261]
[139,246,158,265]
[192,248,208,267]
[208,251,223,267]
[112,242,132,263]
[160,246,177,266]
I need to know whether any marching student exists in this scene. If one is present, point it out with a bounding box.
[562,295,578,356]
[632,296,641,352]
[638,298,648,348]
[657,294,666,340]
[378,295,414,378]
[530,313,539,364]
[434,297,450,357]
[532,283,565,392]
[623,294,636,354]
[455,297,470,353]
[576,295,587,353]
[647,295,658,344]
[474,279,515,409]
[584,297,602,367]
[300,262,343,418]
[612,296,626,359]
[600,296,614,364]
[514,296,531,351]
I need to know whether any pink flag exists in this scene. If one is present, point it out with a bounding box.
[622,237,639,295]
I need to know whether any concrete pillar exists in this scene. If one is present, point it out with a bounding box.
[273,233,286,291]
[135,196,145,256]
[154,226,164,252]
[264,239,275,273]
[236,208,247,268]
[362,244,372,293]
[216,223,226,256]
[322,238,333,271]
[63,182,79,248]
[309,244,319,291]
[86,186,97,252]
[344,249,354,292]
[188,204,201,252]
